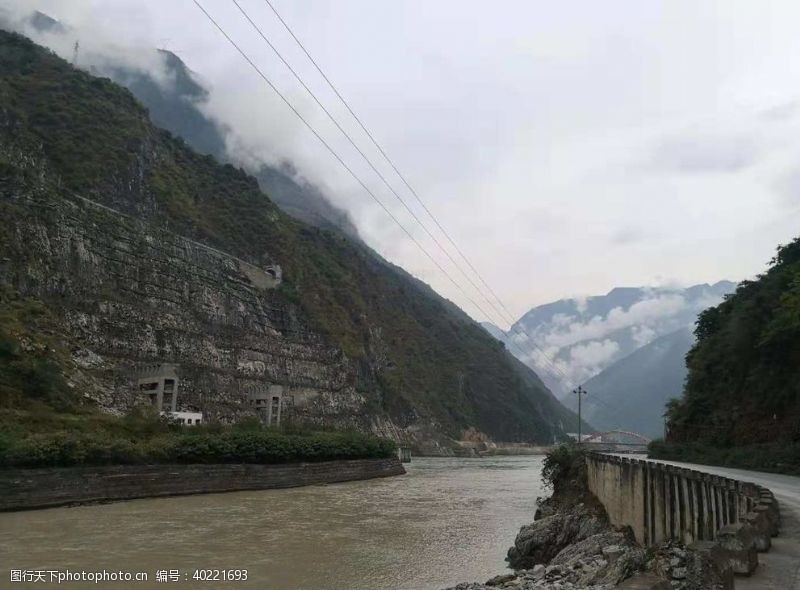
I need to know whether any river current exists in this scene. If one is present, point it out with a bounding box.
[0,456,546,590]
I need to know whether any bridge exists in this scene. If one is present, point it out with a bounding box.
[582,430,651,453]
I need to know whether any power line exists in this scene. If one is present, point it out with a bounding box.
[231,0,513,328]
[262,0,518,328]
[203,0,576,384]
[256,0,604,404]
[191,0,520,337]
[196,1,625,430]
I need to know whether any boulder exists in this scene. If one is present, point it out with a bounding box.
[716,523,758,575]
[507,503,607,569]
[686,541,734,590]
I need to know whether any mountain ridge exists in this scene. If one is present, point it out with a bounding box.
[487,281,735,395]
[0,29,578,450]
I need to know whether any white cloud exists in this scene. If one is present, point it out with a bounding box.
[538,294,686,350]
[568,339,620,374]
[5,0,800,324]
[631,325,657,348]
[508,285,732,392]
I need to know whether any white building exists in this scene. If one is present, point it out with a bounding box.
[165,411,203,426]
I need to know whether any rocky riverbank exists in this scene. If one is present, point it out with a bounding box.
[444,448,732,590]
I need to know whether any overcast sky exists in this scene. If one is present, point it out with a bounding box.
[8,0,800,326]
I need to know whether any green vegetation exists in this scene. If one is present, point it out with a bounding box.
[648,440,800,476]
[0,409,395,469]
[662,237,800,473]
[541,443,586,490]
[0,288,394,468]
[0,29,577,443]
[0,288,76,410]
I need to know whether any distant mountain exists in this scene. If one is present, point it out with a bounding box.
[492,281,736,395]
[566,327,694,438]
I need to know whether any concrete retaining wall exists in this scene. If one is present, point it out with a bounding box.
[0,458,405,512]
[586,454,779,547]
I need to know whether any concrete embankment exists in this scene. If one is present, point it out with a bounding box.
[0,458,405,511]
[587,453,781,585]
[447,450,785,590]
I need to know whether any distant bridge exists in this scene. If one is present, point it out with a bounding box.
[582,430,651,453]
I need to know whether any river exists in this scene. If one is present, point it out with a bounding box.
[0,456,546,590]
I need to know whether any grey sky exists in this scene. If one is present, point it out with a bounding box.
[9,0,800,327]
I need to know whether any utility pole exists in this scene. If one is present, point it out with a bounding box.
[573,386,587,444]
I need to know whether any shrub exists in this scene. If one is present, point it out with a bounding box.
[0,411,396,469]
[541,443,586,490]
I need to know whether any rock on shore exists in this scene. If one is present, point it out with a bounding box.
[446,501,646,590]
[449,531,645,590]
[506,503,609,568]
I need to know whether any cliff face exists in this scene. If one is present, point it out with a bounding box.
[0,30,576,449]
[3,190,369,430]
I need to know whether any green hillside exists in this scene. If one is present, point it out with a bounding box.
[0,30,576,445]
[656,238,800,473]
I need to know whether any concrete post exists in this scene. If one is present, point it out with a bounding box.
[170,379,179,412]
[681,474,693,544]
[700,478,710,540]
[664,468,673,540]
[653,465,666,543]
[156,381,164,412]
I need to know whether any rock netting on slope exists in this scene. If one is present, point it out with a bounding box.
[2,191,367,427]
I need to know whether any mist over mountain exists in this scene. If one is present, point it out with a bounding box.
[567,327,694,438]
[8,9,360,240]
[487,281,735,395]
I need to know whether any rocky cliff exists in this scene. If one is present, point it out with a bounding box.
[3,190,366,428]
[0,30,578,450]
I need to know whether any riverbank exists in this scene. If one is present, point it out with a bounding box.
[0,456,547,590]
[444,448,652,590]
[444,447,769,590]
[0,457,405,511]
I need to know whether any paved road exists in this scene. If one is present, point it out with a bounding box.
[644,458,800,590]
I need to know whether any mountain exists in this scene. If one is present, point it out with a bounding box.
[666,238,800,448]
[573,327,694,438]
[480,321,506,341]
[492,282,735,395]
[114,51,361,240]
[19,11,361,240]
[0,29,579,451]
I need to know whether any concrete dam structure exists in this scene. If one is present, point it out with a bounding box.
[587,454,781,580]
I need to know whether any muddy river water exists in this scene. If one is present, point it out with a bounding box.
[0,456,547,590]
